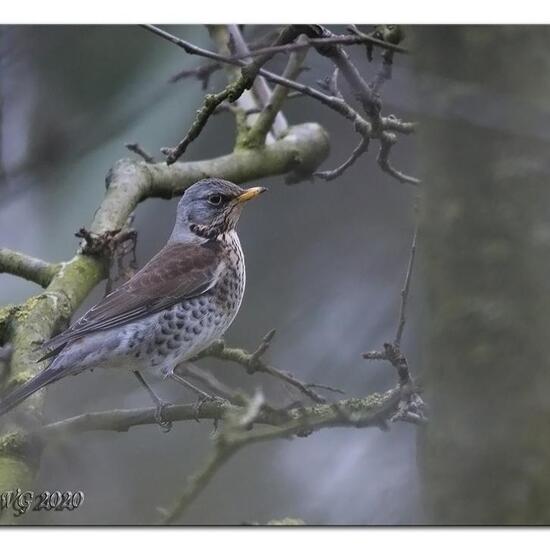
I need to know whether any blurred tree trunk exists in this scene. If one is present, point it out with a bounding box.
[413,26,550,524]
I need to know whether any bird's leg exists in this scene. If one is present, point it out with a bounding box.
[169,363,227,421]
[133,371,172,432]
[168,369,213,400]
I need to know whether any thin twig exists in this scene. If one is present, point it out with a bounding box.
[160,86,235,164]
[125,143,156,164]
[169,61,222,88]
[246,35,309,146]
[315,137,369,181]
[395,228,417,346]
[161,437,237,524]
[228,32,409,59]
[196,331,337,404]
[317,67,343,100]
[156,25,301,164]
[159,385,402,523]
[227,25,288,139]
[142,25,418,185]
[362,227,425,422]
[141,25,372,139]
[296,25,419,185]
[377,134,420,186]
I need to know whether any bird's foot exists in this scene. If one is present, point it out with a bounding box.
[192,393,227,422]
[154,400,173,433]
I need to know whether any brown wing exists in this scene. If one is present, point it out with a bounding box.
[40,240,224,360]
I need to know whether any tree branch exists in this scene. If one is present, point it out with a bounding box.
[228,31,409,59]
[226,25,288,140]
[141,25,372,141]
[142,25,418,185]
[246,35,309,147]
[315,137,369,181]
[0,121,329,503]
[196,331,334,404]
[395,228,417,347]
[160,384,404,523]
[363,227,425,423]
[0,248,61,288]
[159,26,302,164]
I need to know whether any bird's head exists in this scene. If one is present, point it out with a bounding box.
[170,178,267,241]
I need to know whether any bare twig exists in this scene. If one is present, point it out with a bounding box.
[246,35,309,146]
[305,382,345,396]
[228,32,409,60]
[206,25,268,146]
[158,384,402,523]
[160,433,237,524]
[167,28,285,88]
[370,49,395,95]
[377,133,420,186]
[159,86,235,164]
[158,25,302,164]
[296,25,419,185]
[317,67,343,100]
[169,61,222,88]
[315,137,369,181]
[227,25,288,139]
[363,227,425,423]
[395,228,417,347]
[141,25,372,140]
[196,331,337,404]
[125,143,156,164]
[142,25,418,185]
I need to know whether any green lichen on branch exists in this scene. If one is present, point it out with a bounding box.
[0,249,61,289]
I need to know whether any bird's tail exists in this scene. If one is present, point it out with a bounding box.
[0,366,65,417]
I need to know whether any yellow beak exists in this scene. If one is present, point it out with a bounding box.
[235,186,267,203]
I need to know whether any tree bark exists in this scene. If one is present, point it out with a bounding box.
[414,26,550,524]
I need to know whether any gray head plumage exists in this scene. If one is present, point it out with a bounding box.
[170,178,266,242]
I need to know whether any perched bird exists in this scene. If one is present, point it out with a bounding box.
[0,178,266,423]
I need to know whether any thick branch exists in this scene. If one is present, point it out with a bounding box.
[0,249,60,288]
[3,388,396,443]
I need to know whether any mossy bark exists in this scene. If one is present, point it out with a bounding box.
[413,26,550,524]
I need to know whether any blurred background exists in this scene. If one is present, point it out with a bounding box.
[4,25,548,526]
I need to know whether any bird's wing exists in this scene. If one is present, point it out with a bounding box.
[40,240,224,360]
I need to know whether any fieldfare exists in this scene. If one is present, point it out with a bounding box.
[0,178,266,422]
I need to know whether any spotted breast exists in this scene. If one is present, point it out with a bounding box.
[123,230,246,375]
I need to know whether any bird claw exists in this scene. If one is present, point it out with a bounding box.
[192,393,226,422]
[154,401,173,433]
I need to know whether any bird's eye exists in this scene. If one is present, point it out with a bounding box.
[208,194,223,206]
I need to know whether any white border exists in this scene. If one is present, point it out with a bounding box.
[1,1,550,24]
[2,527,549,547]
